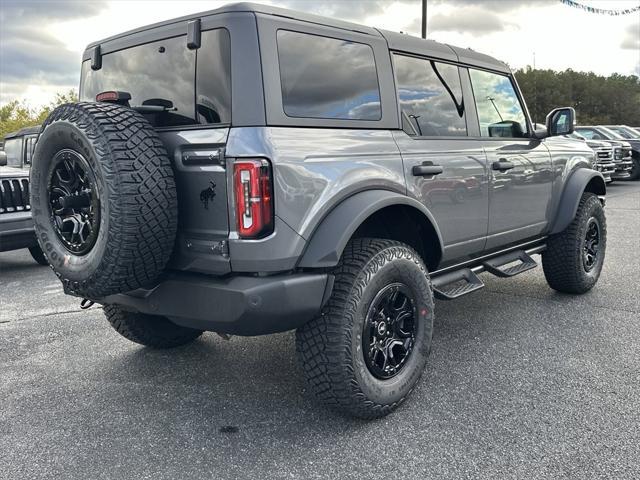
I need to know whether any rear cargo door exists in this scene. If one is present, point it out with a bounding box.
[80,28,233,274]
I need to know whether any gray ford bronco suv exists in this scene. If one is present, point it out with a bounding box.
[30,3,607,418]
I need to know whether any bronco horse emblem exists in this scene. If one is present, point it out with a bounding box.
[200,181,216,209]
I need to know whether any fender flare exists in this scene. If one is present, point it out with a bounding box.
[298,190,444,268]
[550,169,606,235]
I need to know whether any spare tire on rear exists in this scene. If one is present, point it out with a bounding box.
[30,102,178,298]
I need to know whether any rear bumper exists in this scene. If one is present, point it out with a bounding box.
[0,212,37,252]
[101,271,333,336]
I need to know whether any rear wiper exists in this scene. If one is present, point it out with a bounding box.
[133,98,177,113]
[131,105,177,113]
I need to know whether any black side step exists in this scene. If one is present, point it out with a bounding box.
[432,268,485,300]
[482,250,537,278]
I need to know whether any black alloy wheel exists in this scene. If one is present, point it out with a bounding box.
[583,217,600,272]
[48,149,100,255]
[296,238,434,419]
[542,192,607,294]
[363,283,417,379]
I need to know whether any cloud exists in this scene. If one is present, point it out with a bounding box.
[1,0,104,21]
[0,0,108,100]
[433,0,529,11]
[279,0,390,23]
[429,6,517,35]
[621,22,640,50]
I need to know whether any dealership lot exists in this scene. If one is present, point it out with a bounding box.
[1,181,639,480]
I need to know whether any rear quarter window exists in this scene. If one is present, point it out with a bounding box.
[276,30,381,121]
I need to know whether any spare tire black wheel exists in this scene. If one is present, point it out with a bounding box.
[30,102,178,298]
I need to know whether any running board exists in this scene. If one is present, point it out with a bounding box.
[482,250,537,278]
[432,268,484,300]
[431,245,544,301]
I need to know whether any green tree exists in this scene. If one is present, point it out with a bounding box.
[515,68,640,126]
[0,89,78,140]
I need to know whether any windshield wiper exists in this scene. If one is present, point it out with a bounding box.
[133,98,177,113]
[131,105,177,113]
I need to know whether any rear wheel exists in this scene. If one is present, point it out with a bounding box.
[296,238,434,419]
[104,305,203,349]
[542,192,606,293]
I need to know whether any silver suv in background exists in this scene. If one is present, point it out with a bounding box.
[575,125,638,180]
[567,132,616,182]
[0,126,48,265]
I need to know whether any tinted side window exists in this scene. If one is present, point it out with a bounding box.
[277,30,381,120]
[196,29,232,124]
[394,54,466,137]
[469,69,528,138]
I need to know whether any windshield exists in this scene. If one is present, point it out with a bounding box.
[625,126,640,138]
[598,126,625,140]
[80,29,231,127]
[608,126,640,139]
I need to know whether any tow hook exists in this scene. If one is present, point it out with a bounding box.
[80,298,95,310]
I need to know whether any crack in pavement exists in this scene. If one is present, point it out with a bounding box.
[0,307,99,325]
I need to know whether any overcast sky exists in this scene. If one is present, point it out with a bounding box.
[1,0,638,108]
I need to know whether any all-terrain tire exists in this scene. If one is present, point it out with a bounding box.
[28,245,49,266]
[30,102,177,298]
[542,192,606,294]
[296,238,434,419]
[104,305,203,348]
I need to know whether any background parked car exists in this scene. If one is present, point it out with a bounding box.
[575,125,637,180]
[0,126,48,265]
[3,125,40,169]
[566,132,616,183]
[602,125,640,141]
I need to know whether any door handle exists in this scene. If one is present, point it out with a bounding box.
[492,159,514,171]
[182,150,221,166]
[412,164,444,177]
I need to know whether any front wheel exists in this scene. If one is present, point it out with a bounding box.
[542,192,606,294]
[296,238,434,419]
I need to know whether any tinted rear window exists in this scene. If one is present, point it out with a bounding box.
[80,29,231,127]
[276,30,381,121]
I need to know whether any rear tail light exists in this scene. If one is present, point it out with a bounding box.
[234,159,273,238]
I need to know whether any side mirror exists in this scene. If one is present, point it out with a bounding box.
[545,107,575,137]
[0,151,7,167]
[488,120,525,138]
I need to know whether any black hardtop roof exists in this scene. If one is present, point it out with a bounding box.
[4,125,41,140]
[84,2,510,74]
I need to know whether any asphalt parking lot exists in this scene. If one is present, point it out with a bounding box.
[1,181,639,480]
